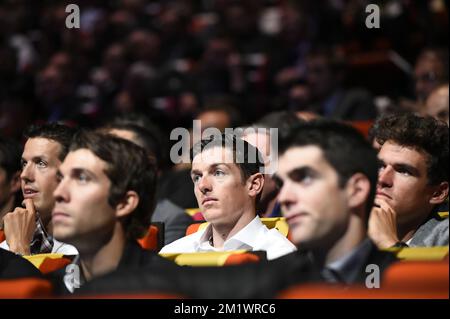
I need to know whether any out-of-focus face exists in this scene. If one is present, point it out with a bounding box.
[21,138,62,221]
[414,56,445,102]
[242,131,277,213]
[425,85,449,126]
[376,141,438,224]
[306,56,334,100]
[275,146,350,249]
[197,111,231,133]
[0,168,11,211]
[0,167,20,216]
[52,149,116,247]
[191,146,258,228]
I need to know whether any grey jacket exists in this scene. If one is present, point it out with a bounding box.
[409,213,449,247]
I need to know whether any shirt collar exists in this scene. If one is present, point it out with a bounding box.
[196,216,263,251]
[326,238,373,284]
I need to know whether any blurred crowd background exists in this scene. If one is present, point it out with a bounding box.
[1,0,448,144]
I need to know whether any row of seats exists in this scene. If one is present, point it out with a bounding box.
[1,259,448,299]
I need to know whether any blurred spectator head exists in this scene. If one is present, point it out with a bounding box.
[35,65,73,106]
[195,98,242,133]
[306,47,346,101]
[53,130,157,248]
[127,29,161,65]
[276,121,377,247]
[424,84,449,126]
[414,48,449,102]
[0,137,22,225]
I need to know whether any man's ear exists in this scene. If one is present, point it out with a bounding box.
[115,191,140,218]
[346,173,371,210]
[247,173,264,198]
[9,171,21,194]
[429,182,449,205]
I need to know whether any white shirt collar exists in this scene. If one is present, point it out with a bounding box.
[196,216,264,252]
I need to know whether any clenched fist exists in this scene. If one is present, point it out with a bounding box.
[3,199,37,255]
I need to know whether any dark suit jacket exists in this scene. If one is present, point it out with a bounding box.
[77,240,398,298]
[0,248,43,279]
[48,241,176,295]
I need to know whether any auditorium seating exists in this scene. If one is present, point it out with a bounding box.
[22,254,73,274]
[137,222,165,251]
[185,217,290,238]
[0,278,53,298]
[159,250,266,266]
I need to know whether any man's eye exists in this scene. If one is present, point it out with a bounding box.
[398,169,411,176]
[37,160,47,168]
[192,175,201,183]
[78,174,89,182]
[214,170,225,176]
[21,161,27,168]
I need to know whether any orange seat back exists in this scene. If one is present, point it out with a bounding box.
[185,223,203,236]
[0,229,4,242]
[137,223,164,251]
[0,278,53,298]
[39,257,72,274]
[223,252,262,266]
[382,260,449,298]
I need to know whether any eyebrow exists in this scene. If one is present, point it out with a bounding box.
[191,163,231,176]
[21,155,49,162]
[287,166,318,181]
[379,159,420,176]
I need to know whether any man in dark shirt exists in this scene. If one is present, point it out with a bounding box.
[49,131,174,294]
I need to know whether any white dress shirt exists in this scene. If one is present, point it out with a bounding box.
[160,216,297,260]
[0,239,78,255]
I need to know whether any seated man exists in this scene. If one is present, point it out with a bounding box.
[273,120,398,284]
[1,123,78,256]
[0,137,22,238]
[50,131,175,293]
[160,134,296,260]
[101,122,193,245]
[369,113,449,248]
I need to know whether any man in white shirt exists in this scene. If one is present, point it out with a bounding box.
[1,123,78,256]
[160,134,296,260]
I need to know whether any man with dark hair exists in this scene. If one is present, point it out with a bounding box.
[273,120,397,284]
[1,123,78,255]
[102,121,194,245]
[50,131,173,293]
[160,134,296,260]
[369,113,449,248]
[0,137,22,235]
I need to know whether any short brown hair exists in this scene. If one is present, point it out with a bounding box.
[70,130,157,239]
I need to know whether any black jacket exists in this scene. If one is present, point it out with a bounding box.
[78,240,398,298]
[0,248,43,279]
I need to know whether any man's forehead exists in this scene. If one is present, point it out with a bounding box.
[61,148,107,173]
[378,141,427,167]
[23,137,61,158]
[278,146,325,174]
[192,146,235,165]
